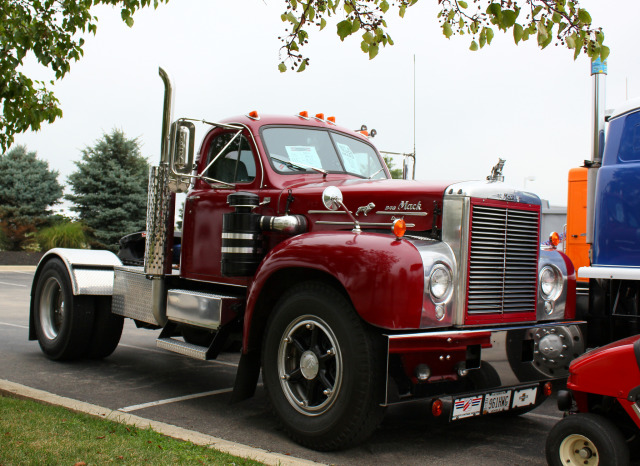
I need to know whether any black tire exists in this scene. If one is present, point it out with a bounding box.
[546,413,630,466]
[33,258,94,361]
[261,281,386,451]
[87,296,123,359]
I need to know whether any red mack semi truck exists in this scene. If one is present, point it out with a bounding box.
[28,68,584,451]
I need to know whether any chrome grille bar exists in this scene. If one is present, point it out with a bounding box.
[467,205,539,314]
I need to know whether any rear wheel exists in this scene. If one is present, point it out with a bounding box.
[546,413,629,466]
[262,281,385,451]
[33,258,94,360]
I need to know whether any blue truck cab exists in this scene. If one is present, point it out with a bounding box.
[580,99,640,345]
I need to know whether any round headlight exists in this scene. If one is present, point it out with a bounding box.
[540,265,563,301]
[429,264,452,302]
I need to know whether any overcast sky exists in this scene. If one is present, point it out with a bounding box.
[13,0,640,209]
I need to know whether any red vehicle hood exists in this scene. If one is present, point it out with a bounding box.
[280,178,456,234]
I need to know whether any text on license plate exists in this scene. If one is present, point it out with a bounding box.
[451,386,538,420]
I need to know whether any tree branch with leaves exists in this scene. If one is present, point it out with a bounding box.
[0,0,168,152]
[278,0,608,72]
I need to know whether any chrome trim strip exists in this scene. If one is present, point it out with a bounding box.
[307,210,351,214]
[221,233,260,240]
[221,247,261,254]
[376,211,428,217]
[316,221,416,227]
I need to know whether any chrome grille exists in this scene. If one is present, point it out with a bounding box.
[467,205,539,314]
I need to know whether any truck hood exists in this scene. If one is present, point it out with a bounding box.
[281,178,455,233]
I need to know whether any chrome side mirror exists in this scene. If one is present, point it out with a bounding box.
[168,119,195,192]
[322,186,343,211]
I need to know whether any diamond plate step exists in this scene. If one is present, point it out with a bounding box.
[156,337,208,360]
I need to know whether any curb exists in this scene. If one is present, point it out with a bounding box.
[0,379,324,466]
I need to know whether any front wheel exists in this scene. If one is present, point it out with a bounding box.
[546,413,629,466]
[33,258,94,360]
[262,281,385,451]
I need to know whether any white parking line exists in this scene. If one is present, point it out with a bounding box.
[118,387,234,412]
[0,281,26,287]
[0,322,28,329]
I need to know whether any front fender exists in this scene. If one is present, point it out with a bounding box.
[246,231,424,334]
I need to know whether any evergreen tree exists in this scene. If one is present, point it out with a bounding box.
[0,145,63,250]
[66,130,149,251]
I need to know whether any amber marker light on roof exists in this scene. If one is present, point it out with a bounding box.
[247,110,259,120]
[549,231,560,248]
[298,111,309,119]
[315,113,324,120]
[327,116,336,124]
[392,219,406,240]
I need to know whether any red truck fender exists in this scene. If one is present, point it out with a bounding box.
[243,231,425,352]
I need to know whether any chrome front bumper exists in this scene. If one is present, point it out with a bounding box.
[384,321,585,405]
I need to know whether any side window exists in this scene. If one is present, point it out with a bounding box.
[205,133,256,184]
[619,111,640,163]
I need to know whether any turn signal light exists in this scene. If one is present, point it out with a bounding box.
[432,399,443,417]
[392,219,406,239]
[544,381,553,397]
[549,231,560,248]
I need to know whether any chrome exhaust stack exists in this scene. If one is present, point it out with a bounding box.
[144,67,175,277]
[585,59,607,246]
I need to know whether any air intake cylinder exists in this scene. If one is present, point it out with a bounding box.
[221,192,262,276]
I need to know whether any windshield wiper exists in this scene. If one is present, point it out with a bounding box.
[272,156,328,176]
[368,167,385,179]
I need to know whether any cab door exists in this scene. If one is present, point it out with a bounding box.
[181,127,260,284]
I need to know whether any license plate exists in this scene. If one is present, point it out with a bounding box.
[483,390,512,414]
[452,385,538,421]
[452,395,483,420]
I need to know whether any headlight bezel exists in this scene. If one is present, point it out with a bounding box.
[539,264,563,302]
[428,263,453,304]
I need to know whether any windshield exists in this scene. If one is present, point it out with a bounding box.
[262,127,387,179]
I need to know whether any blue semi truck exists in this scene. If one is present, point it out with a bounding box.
[577,80,640,346]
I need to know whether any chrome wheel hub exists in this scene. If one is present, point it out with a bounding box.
[278,315,342,416]
[39,277,65,341]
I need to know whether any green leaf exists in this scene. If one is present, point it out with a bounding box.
[361,41,369,53]
[532,6,543,17]
[369,44,379,59]
[278,62,287,72]
[479,30,486,48]
[337,20,352,41]
[552,12,561,23]
[600,45,610,61]
[380,0,389,13]
[352,18,361,33]
[399,5,406,17]
[578,9,592,24]
[320,18,327,30]
[297,60,307,72]
[362,31,374,44]
[459,1,468,8]
[487,3,501,17]
[469,40,478,51]
[501,10,517,29]
[513,23,523,44]
[485,27,494,44]
[291,0,297,9]
[443,22,453,39]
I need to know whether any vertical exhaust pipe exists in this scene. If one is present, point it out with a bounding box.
[144,67,175,277]
[585,59,607,247]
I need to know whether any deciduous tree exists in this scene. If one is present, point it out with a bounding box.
[66,130,149,251]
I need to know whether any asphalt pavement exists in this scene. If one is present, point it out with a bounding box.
[1,268,569,465]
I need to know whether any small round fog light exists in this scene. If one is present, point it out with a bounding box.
[435,304,446,321]
[544,300,554,315]
[415,364,431,381]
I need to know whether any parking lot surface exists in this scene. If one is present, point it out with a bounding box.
[1,269,566,465]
